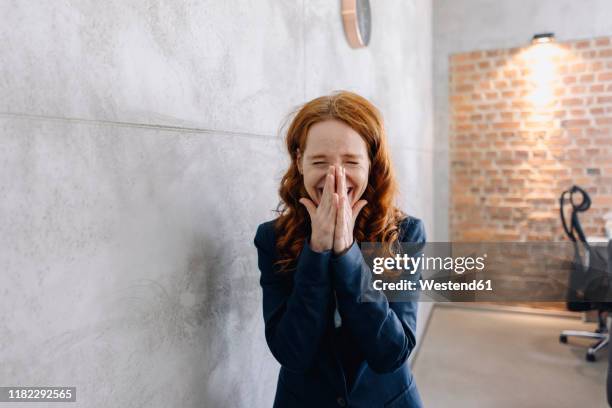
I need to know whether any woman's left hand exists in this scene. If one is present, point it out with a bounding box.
[333,166,368,256]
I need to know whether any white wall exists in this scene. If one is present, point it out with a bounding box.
[1,1,433,407]
[433,0,612,241]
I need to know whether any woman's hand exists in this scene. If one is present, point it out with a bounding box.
[299,166,338,253]
[333,166,368,256]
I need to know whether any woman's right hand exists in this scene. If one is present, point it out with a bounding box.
[299,165,338,253]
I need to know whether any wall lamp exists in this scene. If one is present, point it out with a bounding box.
[532,32,555,44]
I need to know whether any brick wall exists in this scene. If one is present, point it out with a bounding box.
[450,36,612,242]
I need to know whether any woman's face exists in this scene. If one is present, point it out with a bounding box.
[297,119,370,206]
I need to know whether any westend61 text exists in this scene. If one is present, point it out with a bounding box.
[372,279,493,292]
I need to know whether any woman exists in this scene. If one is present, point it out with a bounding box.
[254,90,425,407]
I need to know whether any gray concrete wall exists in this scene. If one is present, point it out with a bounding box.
[0,1,433,407]
[433,0,612,241]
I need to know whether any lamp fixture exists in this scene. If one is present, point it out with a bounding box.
[532,32,555,44]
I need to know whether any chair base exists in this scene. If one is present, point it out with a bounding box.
[559,311,610,362]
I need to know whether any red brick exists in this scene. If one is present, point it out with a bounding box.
[575,40,590,49]
[580,74,595,83]
[494,81,508,89]
[504,70,518,79]
[452,74,470,84]
[586,148,600,155]
[456,84,474,92]
[561,98,583,106]
[493,122,521,130]
[597,72,612,81]
[450,53,471,64]
[595,117,612,125]
[455,124,474,131]
[561,119,590,127]
[581,50,597,59]
[533,150,547,159]
[563,76,577,84]
[511,100,530,109]
[515,151,529,159]
[554,110,566,119]
[454,64,476,73]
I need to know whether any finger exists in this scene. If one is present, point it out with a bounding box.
[321,167,335,211]
[330,192,338,220]
[321,166,333,201]
[338,166,347,200]
[332,193,340,222]
[351,200,368,224]
[328,193,338,233]
[329,192,338,241]
[344,209,352,248]
[344,195,353,246]
[299,198,317,219]
[335,194,344,245]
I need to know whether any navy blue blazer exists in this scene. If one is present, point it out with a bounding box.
[254,216,426,408]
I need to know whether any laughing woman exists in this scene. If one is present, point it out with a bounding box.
[254,91,425,408]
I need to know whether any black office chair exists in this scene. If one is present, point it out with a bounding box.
[606,240,612,407]
[558,185,611,362]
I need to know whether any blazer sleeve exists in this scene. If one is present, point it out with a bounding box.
[330,217,426,374]
[254,222,333,373]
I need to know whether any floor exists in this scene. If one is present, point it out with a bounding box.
[412,304,609,408]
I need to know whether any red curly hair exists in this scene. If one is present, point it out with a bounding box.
[273,90,407,274]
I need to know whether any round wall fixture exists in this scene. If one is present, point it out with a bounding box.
[341,0,371,48]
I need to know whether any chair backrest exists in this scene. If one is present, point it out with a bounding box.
[560,185,591,244]
[609,240,612,275]
[559,186,610,310]
[600,240,612,310]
